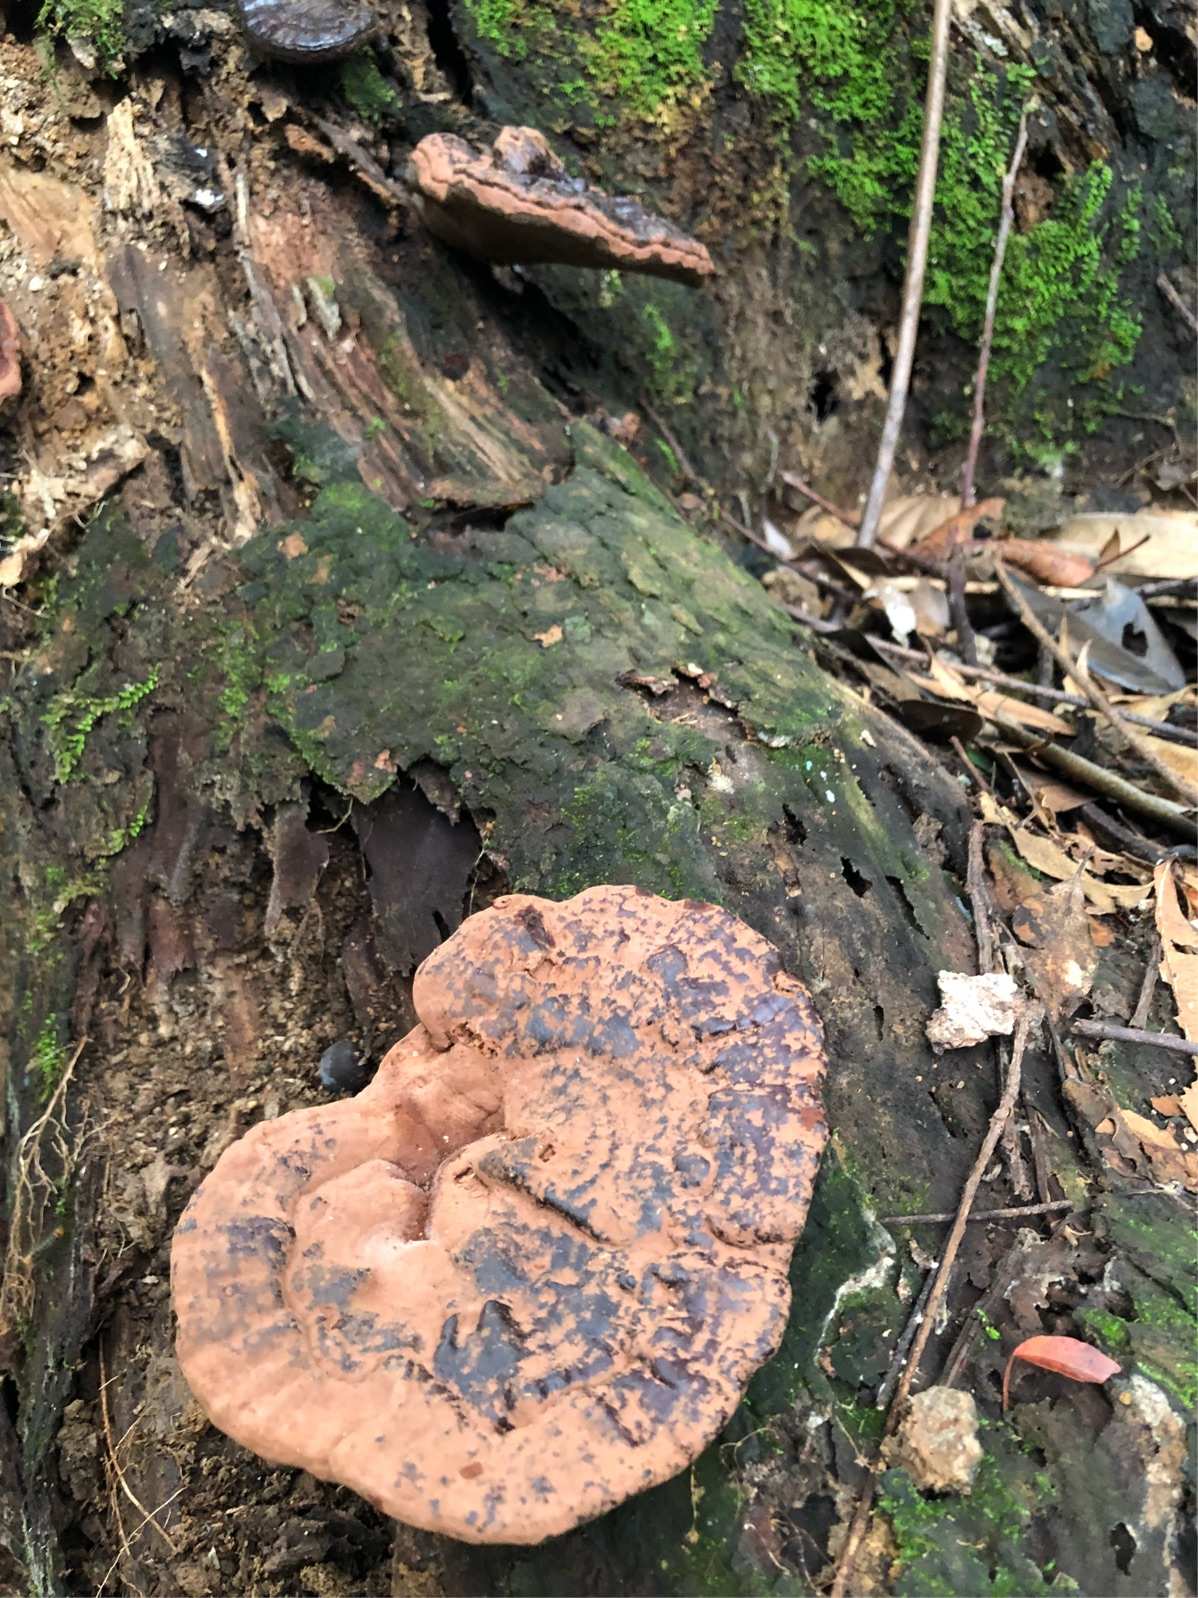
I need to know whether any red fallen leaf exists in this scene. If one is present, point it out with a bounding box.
[908,497,1006,560]
[992,538,1098,588]
[1002,1334,1122,1412]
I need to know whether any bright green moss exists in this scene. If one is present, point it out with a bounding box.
[462,0,529,58]
[37,0,125,72]
[338,53,400,125]
[464,0,717,122]
[746,3,1143,445]
[739,0,899,128]
[586,0,718,120]
[31,1016,68,1103]
[43,670,158,785]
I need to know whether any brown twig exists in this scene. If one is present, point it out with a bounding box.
[961,107,1030,507]
[869,637,1195,744]
[947,548,978,665]
[856,0,953,549]
[874,1267,938,1410]
[883,1198,1074,1224]
[1157,271,1198,338]
[99,1344,179,1559]
[993,558,1198,809]
[1069,1018,1198,1056]
[966,820,998,976]
[1130,933,1162,1029]
[988,715,1193,835]
[1078,803,1195,864]
[830,1006,1038,1598]
[778,470,860,530]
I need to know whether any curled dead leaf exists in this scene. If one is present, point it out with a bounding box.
[992,538,1098,588]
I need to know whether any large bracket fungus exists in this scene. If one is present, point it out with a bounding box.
[407,129,716,287]
[171,886,827,1543]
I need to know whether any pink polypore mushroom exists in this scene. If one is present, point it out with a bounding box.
[407,128,715,287]
[171,885,826,1543]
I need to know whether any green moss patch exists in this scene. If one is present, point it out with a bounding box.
[37,0,126,71]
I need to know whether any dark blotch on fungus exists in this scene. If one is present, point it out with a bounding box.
[170,886,826,1544]
[408,129,716,287]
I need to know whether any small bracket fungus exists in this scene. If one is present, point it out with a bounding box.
[171,886,826,1543]
[407,129,716,287]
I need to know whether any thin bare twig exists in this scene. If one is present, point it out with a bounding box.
[830,1006,1039,1598]
[1077,803,1195,864]
[883,1198,1074,1224]
[856,0,953,549]
[871,637,1195,743]
[779,470,860,529]
[987,715,1193,835]
[874,1267,938,1410]
[1157,271,1198,338]
[641,399,703,488]
[1069,1018,1198,1056]
[966,820,998,976]
[961,108,1030,507]
[1130,933,1162,1029]
[993,557,1198,809]
[98,1345,179,1555]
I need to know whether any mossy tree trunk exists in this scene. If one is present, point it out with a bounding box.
[0,8,1192,1596]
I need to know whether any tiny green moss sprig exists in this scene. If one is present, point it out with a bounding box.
[43,670,158,785]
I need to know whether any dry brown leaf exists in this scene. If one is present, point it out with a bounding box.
[978,792,1021,832]
[1155,861,1198,1043]
[1007,827,1151,915]
[1180,1082,1198,1136]
[1012,769,1090,814]
[913,659,1074,735]
[993,538,1098,588]
[1010,874,1097,1022]
[1047,511,1198,581]
[1154,861,1198,948]
[1089,1101,1198,1191]
[1139,734,1198,791]
[1158,946,1197,1043]
[533,624,563,648]
[908,497,1006,560]
[1150,1094,1183,1117]
[792,492,966,553]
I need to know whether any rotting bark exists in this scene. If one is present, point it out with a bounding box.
[0,12,1194,1598]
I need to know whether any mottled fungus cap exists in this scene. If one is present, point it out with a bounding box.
[170,885,827,1544]
[407,129,716,287]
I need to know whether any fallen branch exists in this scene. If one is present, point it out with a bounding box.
[856,0,953,549]
[993,557,1198,809]
[874,1267,938,1410]
[1069,1018,1198,1057]
[871,637,1195,745]
[1157,271,1198,338]
[883,1198,1073,1225]
[830,1005,1039,1597]
[986,715,1193,836]
[961,107,1030,507]
[779,470,860,530]
[1130,933,1162,1028]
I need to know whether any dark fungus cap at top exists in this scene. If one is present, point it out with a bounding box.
[170,885,827,1544]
